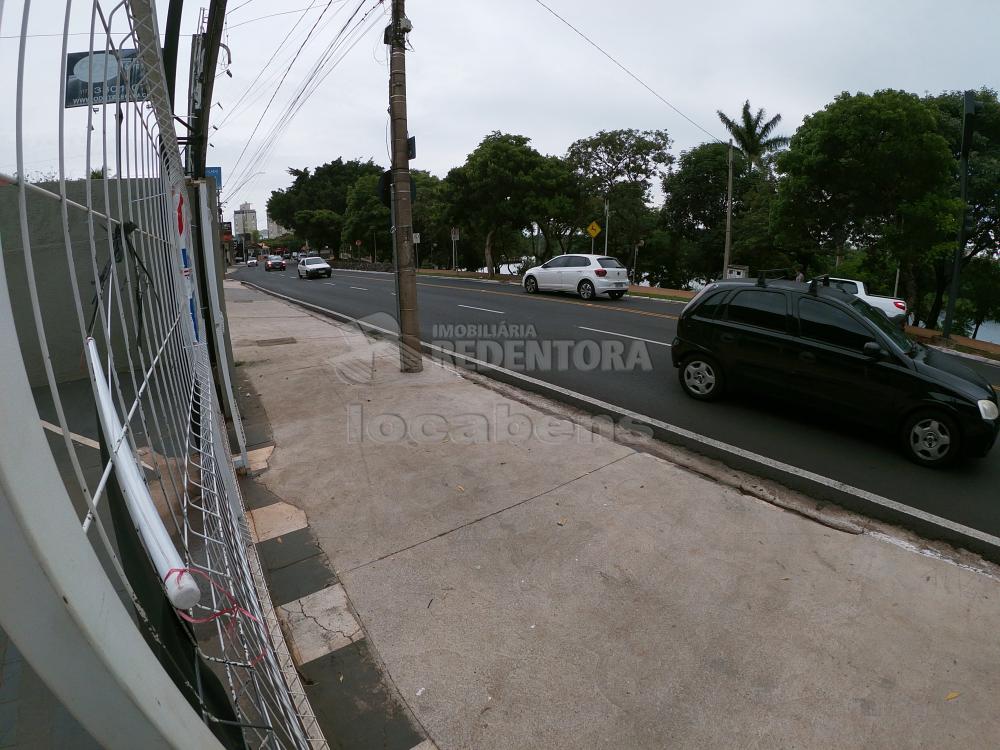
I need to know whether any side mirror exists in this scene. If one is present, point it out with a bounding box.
[863,341,882,359]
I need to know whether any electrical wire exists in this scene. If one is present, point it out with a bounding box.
[216,0,327,130]
[225,1,386,198]
[531,0,723,143]
[226,0,346,180]
[226,6,323,30]
[225,3,384,196]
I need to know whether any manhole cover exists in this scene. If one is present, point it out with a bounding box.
[255,337,297,347]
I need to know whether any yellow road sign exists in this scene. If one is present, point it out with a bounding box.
[587,221,601,238]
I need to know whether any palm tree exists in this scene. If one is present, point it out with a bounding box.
[716,100,789,170]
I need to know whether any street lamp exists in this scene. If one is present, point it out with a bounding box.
[632,239,644,284]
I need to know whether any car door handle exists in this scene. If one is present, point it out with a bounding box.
[799,351,816,363]
[720,333,736,344]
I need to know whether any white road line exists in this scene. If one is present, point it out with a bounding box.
[578,326,672,347]
[237,280,1000,552]
[323,282,336,286]
[458,304,504,314]
[350,286,368,291]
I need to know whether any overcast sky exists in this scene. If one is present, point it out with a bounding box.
[3,0,998,230]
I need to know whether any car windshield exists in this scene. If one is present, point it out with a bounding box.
[850,298,913,352]
[306,258,322,265]
[268,255,282,260]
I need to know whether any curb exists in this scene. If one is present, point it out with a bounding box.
[238,279,1000,566]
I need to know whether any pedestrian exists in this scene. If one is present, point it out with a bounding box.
[794,265,805,283]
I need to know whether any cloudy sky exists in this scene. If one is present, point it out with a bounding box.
[3,0,998,229]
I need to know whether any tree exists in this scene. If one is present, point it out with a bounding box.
[774,89,958,312]
[293,208,342,250]
[566,129,672,266]
[341,173,390,262]
[267,158,382,254]
[566,128,671,197]
[921,88,1000,325]
[960,255,1000,338]
[716,100,789,170]
[443,132,547,274]
[523,155,591,260]
[662,142,754,281]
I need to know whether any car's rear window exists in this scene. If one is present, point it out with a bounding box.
[598,257,624,268]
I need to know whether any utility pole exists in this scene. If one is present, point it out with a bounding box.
[389,0,421,371]
[603,198,610,255]
[722,139,734,280]
[942,91,981,339]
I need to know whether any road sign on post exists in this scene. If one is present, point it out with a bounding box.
[412,233,420,244]
[587,221,601,238]
[450,227,459,270]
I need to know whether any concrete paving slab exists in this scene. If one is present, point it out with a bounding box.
[298,641,424,750]
[247,500,308,543]
[245,445,274,473]
[277,584,364,666]
[343,451,1000,749]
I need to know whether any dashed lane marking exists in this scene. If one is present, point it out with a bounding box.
[458,303,505,315]
[578,325,672,347]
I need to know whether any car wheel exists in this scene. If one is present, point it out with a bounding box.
[524,276,538,294]
[325,271,332,278]
[609,291,624,300]
[578,279,596,300]
[679,355,725,402]
[900,409,961,468]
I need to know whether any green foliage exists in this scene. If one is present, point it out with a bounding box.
[444,132,549,272]
[293,208,342,249]
[341,173,390,261]
[960,256,1000,337]
[716,100,789,169]
[662,142,754,281]
[267,158,382,252]
[566,128,672,198]
[776,90,956,264]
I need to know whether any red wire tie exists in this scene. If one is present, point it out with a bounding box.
[165,568,266,667]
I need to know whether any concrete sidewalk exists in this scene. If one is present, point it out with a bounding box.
[226,279,1000,749]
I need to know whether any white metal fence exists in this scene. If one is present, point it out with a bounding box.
[0,1,323,747]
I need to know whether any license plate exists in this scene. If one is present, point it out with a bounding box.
[615,282,626,288]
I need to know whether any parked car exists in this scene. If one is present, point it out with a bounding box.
[264,254,286,272]
[522,254,629,300]
[298,256,332,279]
[814,276,907,326]
[246,257,258,267]
[671,278,999,467]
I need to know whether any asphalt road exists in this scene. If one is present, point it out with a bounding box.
[232,265,1000,539]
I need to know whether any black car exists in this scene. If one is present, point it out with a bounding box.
[671,278,999,467]
[264,254,286,272]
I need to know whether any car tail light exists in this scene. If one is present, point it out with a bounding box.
[595,268,607,277]
[894,300,907,311]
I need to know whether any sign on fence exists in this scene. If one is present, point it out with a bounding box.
[65,49,147,108]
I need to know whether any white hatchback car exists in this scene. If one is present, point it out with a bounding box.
[522,254,629,300]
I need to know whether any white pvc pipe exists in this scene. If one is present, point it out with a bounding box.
[85,337,201,610]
